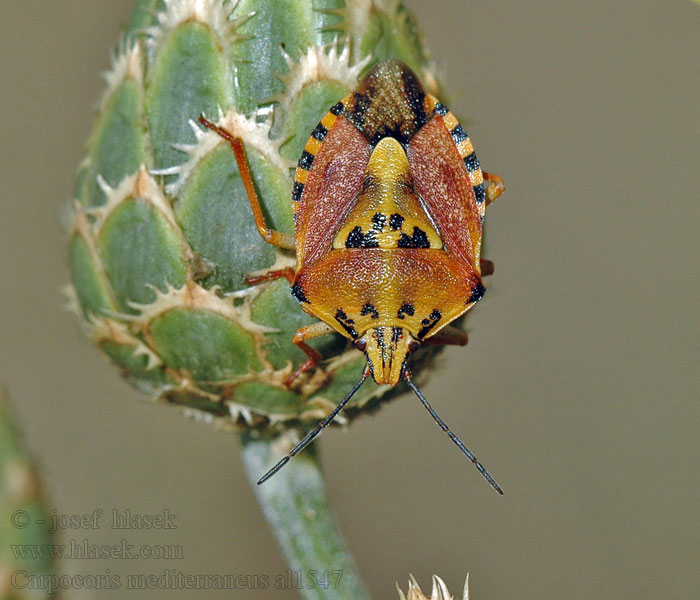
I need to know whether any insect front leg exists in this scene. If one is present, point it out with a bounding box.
[482,171,505,206]
[285,322,337,388]
[198,116,296,250]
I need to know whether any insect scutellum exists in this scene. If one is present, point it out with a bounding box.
[199,59,505,493]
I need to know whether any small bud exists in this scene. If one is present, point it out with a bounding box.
[397,573,470,600]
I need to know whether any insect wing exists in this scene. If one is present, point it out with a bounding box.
[408,113,484,269]
[293,108,371,268]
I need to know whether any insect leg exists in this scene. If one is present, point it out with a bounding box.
[482,171,505,206]
[480,258,495,276]
[258,365,370,485]
[422,326,469,347]
[285,322,337,387]
[245,267,296,286]
[404,369,504,494]
[198,116,296,250]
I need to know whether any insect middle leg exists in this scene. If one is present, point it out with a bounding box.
[245,267,295,286]
[286,322,336,387]
[198,116,295,250]
[482,171,505,206]
[423,326,469,347]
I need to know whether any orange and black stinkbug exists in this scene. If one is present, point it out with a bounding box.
[199,59,506,493]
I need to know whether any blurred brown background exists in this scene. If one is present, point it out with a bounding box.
[1,1,698,598]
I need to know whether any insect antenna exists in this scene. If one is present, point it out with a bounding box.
[404,369,504,495]
[257,365,370,485]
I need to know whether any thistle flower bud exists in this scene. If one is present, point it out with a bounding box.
[66,0,440,431]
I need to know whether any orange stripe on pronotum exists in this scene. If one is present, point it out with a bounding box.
[199,59,506,493]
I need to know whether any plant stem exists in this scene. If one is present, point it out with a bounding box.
[241,432,371,600]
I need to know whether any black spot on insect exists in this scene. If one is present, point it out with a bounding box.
[336,309,353,323]
[467,282,485,304]
[335,309,358,338]
[433,103,448,116]
[451,125,468,144]
[371,212,386,230]
[473,183,486,204]
[346,226,379,248]
[418,309,442,339]
[391,327,403,343]
[401,67,428,131]
[397,303,415,319]
[463,151,480,173]
[348,92,371,130]
[291,283,309,304]
[330,102,345,116]
[361,303,379,319]
[418,324,436,338]
[292,181,304,202]
[298,150,315,170]
[389,213,405,231]
[311,122,328,141]
[346,227,364,247]
[398,227,430,248]
[398,233,413,247]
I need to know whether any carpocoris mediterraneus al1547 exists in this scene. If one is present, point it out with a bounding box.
[199,59,506,493]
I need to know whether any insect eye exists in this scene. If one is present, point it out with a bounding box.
[408,340,420,353]
[355,339,367,351]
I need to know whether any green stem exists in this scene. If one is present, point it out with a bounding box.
[241,432,371,600]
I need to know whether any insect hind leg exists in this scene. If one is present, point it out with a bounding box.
[482,171,505,206]
[198,115,295,250]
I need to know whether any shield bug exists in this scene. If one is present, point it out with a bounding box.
[199,59,506,493]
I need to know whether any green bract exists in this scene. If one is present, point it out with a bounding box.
[67,0,441,431]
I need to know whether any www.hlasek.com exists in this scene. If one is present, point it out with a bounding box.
[12,569,344,593]
[11,539,184,561]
